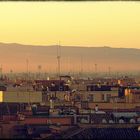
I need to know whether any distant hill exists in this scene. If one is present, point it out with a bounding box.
[0,42,140,73]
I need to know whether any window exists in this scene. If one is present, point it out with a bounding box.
[102,94,104,101]
[107,94,111,102]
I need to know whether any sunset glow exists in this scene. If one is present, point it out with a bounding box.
[0,2,140,48]
[0,2,140,73]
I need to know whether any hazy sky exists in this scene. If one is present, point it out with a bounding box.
[0,2,140,48]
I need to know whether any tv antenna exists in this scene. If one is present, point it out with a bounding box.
[95,63,97,75]
[108,66,111,76]
[57,41,61,79]
[80,56,83,77]
[57,41,61,91]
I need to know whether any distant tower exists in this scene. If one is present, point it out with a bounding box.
[26,59,29,73]
[57,41,61,91]
[116,71,119,78]
[10,69,13,80]
[80,56,83,77]
[26,59,29,81]
[57,41,61,79]
[38,65,42,79]
[95,64,97,75]
[0,64,2,78]
[108,66,111,76]
[10,69,13,73]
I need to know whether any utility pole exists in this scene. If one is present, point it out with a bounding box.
[95,63,97,76]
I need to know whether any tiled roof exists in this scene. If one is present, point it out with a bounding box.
[70,128,140,139]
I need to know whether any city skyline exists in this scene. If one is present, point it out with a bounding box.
[0,42,140,73]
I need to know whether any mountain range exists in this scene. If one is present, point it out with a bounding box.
[0,42,140,73]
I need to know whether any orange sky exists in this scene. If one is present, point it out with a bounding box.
[0,2,140,48]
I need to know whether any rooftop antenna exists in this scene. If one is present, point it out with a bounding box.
[38,65,42,79]
[80,56,83,77]
[69,57,71,76]
[57,41,61,91]
[26,59,29,78]
[57,41,61,77]
[26,58,31,108]
[10,69,13,80]
[116,71,119,78]
[108,66,111,77]
[95,63,97,76]
[0,64,2,79]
